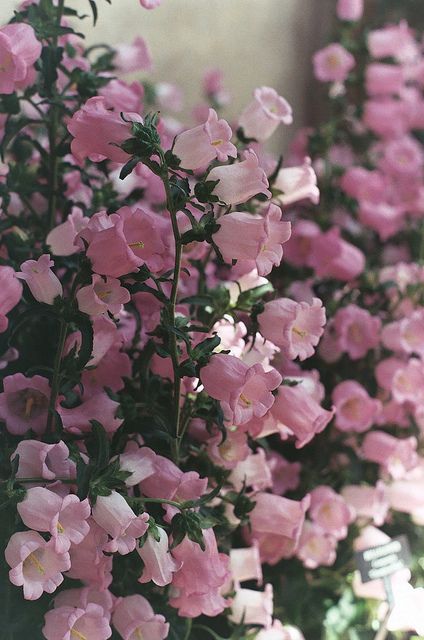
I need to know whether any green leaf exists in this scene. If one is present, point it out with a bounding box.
[88,0,98,24]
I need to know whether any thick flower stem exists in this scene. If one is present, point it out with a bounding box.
[45,318,68,435]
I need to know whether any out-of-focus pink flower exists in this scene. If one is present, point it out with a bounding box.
[5,531,70,600]
[337,0,364,21]
[361,431,418,479]
[238,86,292,142]
[76,275,130,317]
[114,36,152,73]
[296,521,338,569]
[256,621,305,640]
[17,254,62,305]
[309,486,353,539]
[332,380,382,433]
[230,545,263,585]
[139,0,161,8]
[267,451,301,495]
[0,266,22,333]
[229,584,273,627]
[363,98,411,138]
[67,96,143,164]
[99,78,143,113]
[309,228,365,281]
[313,43,355,83]
[333,304,381,359]
[342,482,389,526]
[273,158,320,207]
[43,603,112,640]
[91,490,149,555]
[201,353,282,426]
[112,594,169,640]
[173,108,236,170]
[229,448,273,492]
[137,527,180,586]
[365,63,404,96]
[259,297,325,360]
[367,22,418,62]
[0,23,41,94]
[0,373,50,435]
[208,149,271,205]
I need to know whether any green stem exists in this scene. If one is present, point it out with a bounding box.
[45,318,68,435]
[11,477,75,484]
[126,496,184,510]
[192,625,227,640]
[47,0,66,230]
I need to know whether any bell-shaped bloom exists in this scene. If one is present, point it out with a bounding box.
[43,603,112,640]
[112,594,169,640]
[309,228,365,281]
[17,254,62,305]
[5,531,70,600]
[229,449,273,492]
[267,451,301,495]
[213,203,291,276]
[361,431,418,479]
[333,304,381,360]
[170,528,229,617]
[313,43,355,83]
[238,86,293,141]
[208,149,271,205]
[46,208,89,256]
[365,63,404,97]
[206,425,249,470]
[271,385,334,448]
[66,519,112,589]
[91,490,149,555]
[0,266,22,333]
[230,545,263,585]
[284,220,320,268]
[367,22,418,62]
[67,96,143,164]
[256,621,305,640]
[230,584,273,627]
[58,391,123,435]
[17,487,90,553]
[332,380,381,433]
[392,358,424,405]
[118,444,157,486]
[99,78,143,114]
[363,98,411,138]
[173,108,236,169]
[0,373,50,436]
[273,158,319,207]
[248,492,310,564]
[137,526,180,586]
[309,486,353,540]
[296,522,338,569]
[12,439,74,482]
[259,297,325,360]
[114,36,152,73]
[77,275,130,317]
[0,23,41,94]
[337,0,364,21]
[342,482,389,526]
[201,353,282,426]
[53,586,114,619]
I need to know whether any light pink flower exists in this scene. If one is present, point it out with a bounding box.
[367,22,418,62]
[365,63,404,96]
[46,207,89,256]
[66,519,112,589]
[206,426,249,470]
[296,522,338,569]
[0,266,22,332]
[230,584,273,627]
[208,149,271,205]
[213,203,291,276]
[333,304,381,360]
[17,487,90,553]
[230,545,263,585]
[112,594,169,640]
[229,448,273,492]
[53,586,114,618]
[309,486,353,539]
[248,492,310,564]
[12,440,74,482]
[43,603,112,640]
[137,526,180,586]
[284,220,320,268]
[309,228,365,281]
[361,431,418,479]
[238,86,293,141]
[337,0,363,21]
[114,36,152,73]
[363,98,411,138]
[17,254,62,305]
[0,23,41,94]
[0,373,50,435]
[342,482,389,526]
[313,43,355,83]
[77,275,130,317]
[267,451,301,495]
[201,354,282,426]
[139,0,161,8]
[173,108,236,170]
[58,391,123,435]
[259,297,325,360]
[5,531,70,600]
[67,96,143,164]
[118,444,156,486]
[392,358,424,404]
[273,158,320,207]
[332,380,381,433]
[99,78,143,113]
[91,490,149,554]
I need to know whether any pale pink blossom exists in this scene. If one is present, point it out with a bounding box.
[229,448,273,492]
[309,229,365,281]
[333,304,381,360]
[332,380,381,433]
[313,43,355,83]
[91,490,149,555]
[0,266,22,332]
[273,158,320,207]
[230,545,263,585]
[43,603,112,640]
[365,63,404,96]
[367,22,418,62]
[46,207,89,256]
[342,482,389,526]
[0,23,41,94]
[114,36,152,73]
[66,519,112,589]
[208,149,271,205]
[238,86,293,142]
[137,527,180,586]
[5,531,70,600]
[309,486,353,539]
[12,440,74,482]
[337,0,364,21]
[112,594,169,640]
[17,254,62,305]
[361,431,418,479]
[206,427,249,470]
[76,275,130,317]
[230,584,273,627]
[296,522,338,569]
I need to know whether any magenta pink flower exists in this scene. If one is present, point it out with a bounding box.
[284,220,320,268]
[259,297,325,360]
[313,43,355,83]
[337,0,364,21]
[361,431,418,479]
[77,275,130,317]
[296,522,338,569]
[173,108,236,170]
[267,451,301,495]
[67,96,143,164]
[17,254,62,305]
[238,86,293,142]
[392,358,424,404]
[363,98,411,138]
[17,487,90,553]
[248,492,310,564]
[208,149,271,205]
[99,78,143,113]
[367,22,417,62]
[309,486,353,540]
[112,594,169,640]
[201,354,282,426]
[333,304,381,359]
[0,266,22,333]
[274,157,320,207]
[43,603,112,640]
[5,531,70,600]
[213,203,291,276]
[92,490,149,555]
[0,373,50,435]
[137,526,180,586]
[332,380,382,432]
[0,23,41,94]
[230,584,273,627]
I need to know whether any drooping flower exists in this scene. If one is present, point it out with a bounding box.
[238,86,293,141]
[313,43,355,83]
[17,254,62,305]
[208,149,271,205]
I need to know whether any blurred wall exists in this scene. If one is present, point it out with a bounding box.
[0,0,333,151]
